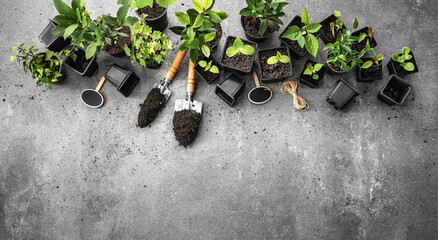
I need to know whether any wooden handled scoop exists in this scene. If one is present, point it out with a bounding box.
[156,50,187,102]
[174,60,203,114]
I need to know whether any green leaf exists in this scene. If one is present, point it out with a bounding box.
[239,8,252,17]
[259,19,268,35]
[11,56,16,62]
[63,23,78,39]
[53,15,77,26]
[103,15,119,27]
[267,56,278,65]
[301,8,309,25]
[187,27,195,39]
[358,32,366,43]
[282,25,301,41]
[402,46,410,55]
[391,53,399,61]
[303,68,312,75]
[279,55,290,64]
[192,0,203,12]
[85,43,97,59]
[203,0,213,10]
[314,63,323,71]
[193,13,204,28]
[203,32,216,42]
[135,0,153,8]
[361,61,372,69]
[226,46,238,57]
[305,34,319,57]
[53,0,76,19]
[240,45,254,55]
[334,10,341,18]
[297,36,305,49]
[210,65,219,73]
[312,74,319,80]
[376,54,384,61]
[202,44,210,57]
[169,26,185,35]
[353,18,359,30]
[234,37,244,48]
[95,26,101,39]
[207,11,221,23]
[175,12,191,25]
[156,0,177,8]
[403,62,415,71]
[307,23,322,33]
[187,38,201,49]
[214,11,229,20]
[117,6,129,24]
[199,60,207,67]
[124,16,138,26]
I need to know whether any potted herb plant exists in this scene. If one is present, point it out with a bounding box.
[319,10,346,45]
[352,26,377,52]
[239,0,289,43]
[280,8,321,59]
[118,0,177,32]
[257,47,292,83]
[221,36,257,75]
[356,51,384,82]
[299,60,327,88]
[38,19,71,52]
[124,14,172,69]
[378,75,412,106]
[169,0,228,63]
[11,43,69,90]
[323,18,372,75]
[387,46,419,78]
[195,57,221,84]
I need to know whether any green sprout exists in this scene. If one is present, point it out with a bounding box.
[391,47,414,71]
[198,60,219,74]
[361,51,384,69]
[303,62,323,80]
[226,37,254,57]
[330,10,344,37]
[267,51,290,65]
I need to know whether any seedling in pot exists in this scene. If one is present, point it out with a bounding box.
[304,62,324,80]
[391,47,415,72]
[169,0,228,63]
[11,43,70,90]
[239,0,289,39]
[361,52,383,69]
[267,51,290,65]
[319,10,346,44]
[330,10,344,37]
[356,51,383,82]
[226,37,255,57]
[124,14,172,68]
[118,0,177,9]
[281,8,322,57]
[299,59,326,88]
[198,60,219,74]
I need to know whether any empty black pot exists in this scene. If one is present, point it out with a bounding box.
[105,64,140,97]
[135,8,168,32]
[387,51,419,78]
[327,79,359,110]
[215,74,245,106]
[64,48,98,77]
[38,19,70,52]
[378,74,412,106]
[299,59,327,88]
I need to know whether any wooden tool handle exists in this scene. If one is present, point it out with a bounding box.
[165,50,187,81]
[95,76,106,92]
[187,60,196,94]
[253,72,260,88]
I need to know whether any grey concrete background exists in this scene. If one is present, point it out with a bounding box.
[1,0,438,239]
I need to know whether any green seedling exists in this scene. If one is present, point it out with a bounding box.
[303,62,323,80]
[281,8,322,57]
[226,37,255,57]
[198,60,219,74]
[239,0,289,35]
[118,0,177,9]
[11,43,70,90]
[391,47,415,71]
[267,51,290,65]
[330,10,344,37]
[358,27,375,43]
[361,51,384,69]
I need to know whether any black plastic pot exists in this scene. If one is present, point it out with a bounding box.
[327,79,359,110]
[195,56,221,84]
[64,48,98,77]
[241,16,271,43]
[38,19,70,52]
[205,23,222,52]
[257,47,293,83]
[386,51,419,78]
[356,58,382,82]
[135,7,168,32]
[279,16,312,59]
[378,74,412,106]
[299,59,327,88]
[352,27,377,50]
[215,74,245,106]
[105,64,140,97]
[326,62,350,75]
[220,36,258,76]
[319,14,347,45]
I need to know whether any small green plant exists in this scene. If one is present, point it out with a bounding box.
[330,10,344,37]
[226,37,255,57]
[303,62,323,80]
[391,47,414,71]
[358,27,375,43]
[239,0,289,35]
[361,51,384,69]
[198,60,219,74]
[281,8,322,57]
[124,14,171,68]
[11,43,70,90]
[169,0,228,62]
[118,0,177,9]
[267,51,290,65]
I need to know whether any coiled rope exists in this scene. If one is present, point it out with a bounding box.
[278,80,309,111]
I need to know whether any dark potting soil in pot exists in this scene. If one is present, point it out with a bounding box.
[328,61,345,73]
[352,35,377,52]
[173,109,201,147]
[138,2,165,19]
[204,23,222,49]
[282,18,307,55]
[393,58,417,77]
[242,16,274,38]
[360,64,381,80]
[102,26,131,54]
[138,88,166,128]
[259,48,291,79]
[65,49,92,73]
[222,37,256,71]
[301,67,324,86]
[195,64,219,83]
[320,15,344,43]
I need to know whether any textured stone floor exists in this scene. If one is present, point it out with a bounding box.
[1,0,437,239]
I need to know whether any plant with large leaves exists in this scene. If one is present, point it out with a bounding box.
[118,0,177,9]
[169,0,228,63]
[281,8,321,57]
[239,0,289,36]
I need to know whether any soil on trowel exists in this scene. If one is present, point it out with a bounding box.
[138,88,166,128]
[242,15,274,38]
[222,37,256,72]
[259,48,291,79]
[173,109,201,147]
[102,26,131,54]
[138,2,166,19]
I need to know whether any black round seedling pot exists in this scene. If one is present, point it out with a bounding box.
[378,74,412,106]
[241,16,272,43]
[135,7,168,32]
[39,19,70,52]
[327,79,359,110]
[215,74,245,106]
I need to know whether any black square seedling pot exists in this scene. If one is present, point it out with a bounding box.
[220,36,258,76]
[352,27,377,51]
[64,48,98,77]
[378,74,412,106]
[105,64,140,97]
[215,74,245,106]
[38,19,70,52]
[327,79,359,110]
[194,56,221,84]
[387,51,419,78]
[257,46,293,83]
[319,14,347,45]
[356,58,383,82]
[299,59,327,88]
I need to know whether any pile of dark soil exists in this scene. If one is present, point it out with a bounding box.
[138,88,166,128]
[102,26,131,54]
[138,2,166,19]
[259,48,290,79]
[242,16,273,38]
[173,109,201,146]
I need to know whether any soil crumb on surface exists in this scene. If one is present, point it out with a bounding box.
[173,109,201,146]
[138,88,166,128]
